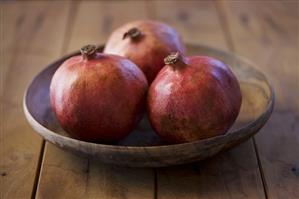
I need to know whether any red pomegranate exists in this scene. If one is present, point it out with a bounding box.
[50,45,148,143]
[147,52,242,143]
[103,20,185,83]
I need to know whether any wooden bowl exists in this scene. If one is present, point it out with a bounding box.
[23,44,274,167]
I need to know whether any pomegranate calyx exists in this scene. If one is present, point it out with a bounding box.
[80,44,99,60]
[164,52,187,67]
[123,27,142,40]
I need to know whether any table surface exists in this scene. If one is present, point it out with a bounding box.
[1,0,298,198]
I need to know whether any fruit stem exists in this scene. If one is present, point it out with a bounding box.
[164,52,187,67]
[80,44,99,60]
[123,27,142,40]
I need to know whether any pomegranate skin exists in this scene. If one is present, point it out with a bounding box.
[147,54,242,144]
[50,48,148,143]
[103,20,185,83]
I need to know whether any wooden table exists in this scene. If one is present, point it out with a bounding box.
[1,0,298,198]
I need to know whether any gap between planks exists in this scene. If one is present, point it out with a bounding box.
[214,0,235,52]
[154,168,158,199]
[253,138,269,199]
[214,1,269,198]
[145,2,158,198]
[30,2,80,198]
[31,140,45,199]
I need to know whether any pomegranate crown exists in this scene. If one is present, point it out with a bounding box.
[164,52,182,65]
[80,44,100,60]
[123,27,142,40]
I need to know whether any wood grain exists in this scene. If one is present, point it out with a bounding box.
[36,1,155,199]
[67,0,149,52]
[0,1,71,198]
[151,1,266,198]
[149,0,227,49]
[221,1,299,198]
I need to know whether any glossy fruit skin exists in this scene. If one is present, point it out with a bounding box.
[50,53,148,143]
[103,20,185,83]
[148,56,242,144]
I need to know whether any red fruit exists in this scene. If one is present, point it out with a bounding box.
[50,45,148,143]
[147,53,242,144]
[103,20,185,83]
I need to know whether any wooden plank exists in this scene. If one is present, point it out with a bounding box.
[149,0,227,49]
[152,1,266,198]
[67,0,150,52]
[220,1,299,198]
[0,1,71,198]
[36,1,155,199]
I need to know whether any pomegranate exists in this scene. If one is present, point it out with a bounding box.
[103,20,185,83]
[50,45,148,143]
[147,52,242,143]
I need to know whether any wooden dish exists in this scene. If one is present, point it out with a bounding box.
[23,44,274,167]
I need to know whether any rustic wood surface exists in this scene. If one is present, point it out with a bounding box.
[1,1,71,198]
[220,1,299,198]
[1,0,298,199]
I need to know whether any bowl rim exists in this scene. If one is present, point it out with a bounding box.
[23,43,275,151]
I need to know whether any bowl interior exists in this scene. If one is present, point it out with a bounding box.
[25,44,272,147]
